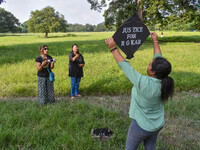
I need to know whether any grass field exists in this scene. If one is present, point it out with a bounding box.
[0,32,200,149]
[0,92,199,149]
[0,32,200,97]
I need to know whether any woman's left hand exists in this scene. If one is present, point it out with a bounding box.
[79,64,84,67]
[52,58,56,63]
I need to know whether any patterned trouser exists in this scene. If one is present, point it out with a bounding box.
[37,76,55,106]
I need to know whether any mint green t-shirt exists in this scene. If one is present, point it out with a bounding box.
[118,53,164,132]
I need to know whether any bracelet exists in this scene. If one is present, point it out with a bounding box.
[110,47,117,52]
[153,41,159,43]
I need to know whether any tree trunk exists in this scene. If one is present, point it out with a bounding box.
[137,0,143,22]
[45,33,48,38]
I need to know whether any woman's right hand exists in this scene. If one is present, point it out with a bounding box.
[151,32,158,42]
[42,60,48,66]
[72,54,80,62]
[151,32,162,55]
[75,54,80,58]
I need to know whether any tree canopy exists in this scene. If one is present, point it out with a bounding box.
[94,22,107,32]
[20,21,28,33]
[0,8,20,33]
[67,23,108,32]
[87,0,200,30]
[0,0,5,5]
[27,6,67,38]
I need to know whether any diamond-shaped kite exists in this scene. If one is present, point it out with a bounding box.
[113,14,150,59]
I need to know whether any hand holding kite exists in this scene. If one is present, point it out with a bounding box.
[105,37,116,51]
[151,32,158,42]
[112,14,150,59]
[105,37,124,63]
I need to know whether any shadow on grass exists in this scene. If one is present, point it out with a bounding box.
[5,32,200,66]
[48,33,92,38]
[0,39,157,66]
[0,34,36,37]
[0,33,91,38]
[1,34,199,66]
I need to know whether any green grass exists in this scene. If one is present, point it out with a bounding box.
[0,32,200,97]
[0,100,129,149]
[0,32,199,149]
[0,91,199,149]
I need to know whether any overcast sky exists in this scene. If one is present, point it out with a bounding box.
[1,0,105,25]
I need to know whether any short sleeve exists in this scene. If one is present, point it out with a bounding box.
[79,54,85,64]
[69,53,73,62]
[153,53,162,60]
[118,60,142,86]
[35,56,42,63]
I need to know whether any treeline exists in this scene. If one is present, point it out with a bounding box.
[16,20,200,33]
[67,23,112,32]
[8,17,200,34]
[20,22,110,33]
[0,7,109,34]
[1,2,200,35]
[88,0,200,31]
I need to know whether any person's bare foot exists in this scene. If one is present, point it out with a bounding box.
[71,96,75,100]
[75,94,81,97]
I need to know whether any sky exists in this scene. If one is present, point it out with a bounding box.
[1,0,105,25]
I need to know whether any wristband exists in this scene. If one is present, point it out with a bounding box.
[110,47,117,52]
[153,41,158,43]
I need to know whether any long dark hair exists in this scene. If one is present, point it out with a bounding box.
[152,57,174,102]
[71,44,79,54]
[39,45,48,54]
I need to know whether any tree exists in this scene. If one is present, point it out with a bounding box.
[85,24,94,31]
[194,11,200,30]
[20,21,28,33]
[170,0,200,30]
[27,6,67,38]
[67,23,95,32]
[0,0,5,5]
[94,22,106,31]
[73,24,85,32]
[104,0,137,29]
[87,0,200,30]
[0,8,20,33]
[87,0,173,29]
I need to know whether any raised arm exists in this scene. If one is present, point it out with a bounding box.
[105,37,142,86]
[151,32,162,55]
[105,37,124,63]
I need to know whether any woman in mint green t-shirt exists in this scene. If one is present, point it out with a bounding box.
[105,32,174,150]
